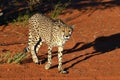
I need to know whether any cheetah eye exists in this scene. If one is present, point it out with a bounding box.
[69,30,71,33]
[62,30,65,32]
[58,25,61,27]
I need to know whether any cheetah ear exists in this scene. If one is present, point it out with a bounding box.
[70,25,75,29]
[56,24,61,29]
[56,19,65,25]
[58,19,63,23]
[58,19,61,23]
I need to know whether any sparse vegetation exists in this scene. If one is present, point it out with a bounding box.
[0,52,29,64]
[13,14,30,23]
[50,4,65,19]
[0,0,72,25]
[50,0,71,19]
[12,13,30,26]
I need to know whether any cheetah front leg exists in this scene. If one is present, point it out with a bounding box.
[45,46,52,70]
[58,46,68,74]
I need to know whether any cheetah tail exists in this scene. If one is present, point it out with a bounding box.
[23,47,30,53]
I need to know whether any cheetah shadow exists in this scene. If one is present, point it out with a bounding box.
[23,33,120,71]
[50,33,120,71]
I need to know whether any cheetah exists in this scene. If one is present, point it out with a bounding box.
[25,13,74,74]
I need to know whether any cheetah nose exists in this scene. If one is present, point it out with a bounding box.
[66,36,69,37]
[65,36,70,40]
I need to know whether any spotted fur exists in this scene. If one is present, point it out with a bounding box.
[25,13,74,73]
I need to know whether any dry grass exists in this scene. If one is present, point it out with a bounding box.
[0,51,29,64]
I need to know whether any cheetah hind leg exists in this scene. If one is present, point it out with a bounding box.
[30,45,40,64]
[35,41,43,64]
[30,40,42,64]
[23,44,40,64]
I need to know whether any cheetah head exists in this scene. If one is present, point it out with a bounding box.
[55,19,74,41]
[61,25,74,41]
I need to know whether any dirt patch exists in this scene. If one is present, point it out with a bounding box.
[0,1,120,80]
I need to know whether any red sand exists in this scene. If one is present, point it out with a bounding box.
[0,1,120,80]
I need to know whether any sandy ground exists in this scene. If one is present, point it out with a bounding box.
[0,1,120,80]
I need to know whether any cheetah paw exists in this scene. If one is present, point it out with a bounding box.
[35,61,42,65]
[59,70,68,74]
[45,63,51,70]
